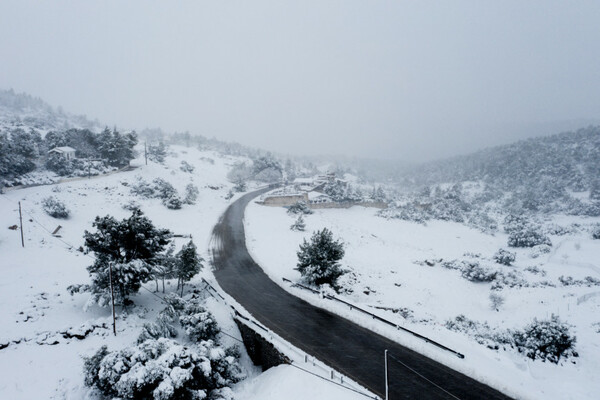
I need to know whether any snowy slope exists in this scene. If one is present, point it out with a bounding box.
[0,145,368,399]
[245,200,600,400]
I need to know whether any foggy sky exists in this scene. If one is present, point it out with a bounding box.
[1,1,599,161]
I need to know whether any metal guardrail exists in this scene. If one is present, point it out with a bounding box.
[282,278,465,359]
[200,277,380,399]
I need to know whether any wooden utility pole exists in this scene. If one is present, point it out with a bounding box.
[144,141,148,165]
[385,349,389,400]
[18,201,24,248]
[108,262,117,336]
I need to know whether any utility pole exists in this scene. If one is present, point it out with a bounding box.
[108,262,117,336]
[144,141,148,165]
[385,349,389,400]
[18,201,24,248]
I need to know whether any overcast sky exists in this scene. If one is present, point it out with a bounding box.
[1,1,599,161]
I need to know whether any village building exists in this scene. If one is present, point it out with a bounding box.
[48,146,76,160]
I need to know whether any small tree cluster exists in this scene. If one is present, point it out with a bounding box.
[42,196,70,219]
[0,128,41,180]
[296,228,345,291]
[512,315,577,363]
[131,178,183,210]
[493,248,516,266]
[287,201,313,215]
[251,155,282,182]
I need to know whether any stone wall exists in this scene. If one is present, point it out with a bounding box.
[309,201,388,210]
[260,193,309,207]
[234,318,291,371]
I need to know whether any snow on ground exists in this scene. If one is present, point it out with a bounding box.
[245,200,600,400]
[234,364,365,400]
[0,146,364,400]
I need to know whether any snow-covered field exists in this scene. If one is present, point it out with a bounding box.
[245,201,600,400]
[0,146,365,399]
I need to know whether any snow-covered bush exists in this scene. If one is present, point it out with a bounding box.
[163,194,182,210]
[179,299,220,342]
[179,160,195,173]
[592,225,600,240]
[460,262,497,282]
[558,275,600,287]
[83,338,243,400]
[493,248,516,266]
[137,313,178,343]
[153,178,177,200]
[512,315,577,363]
[296,228,345,291]
[42,196,70,219]
[290,215,306,232]
[183,183,199,205]
[508,227,551,248]
[491,270,529,290]
[529,244,552,258]
[287,201,313,215]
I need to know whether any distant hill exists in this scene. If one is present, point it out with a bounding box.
[398,126,600,194]
[0,88,102,134]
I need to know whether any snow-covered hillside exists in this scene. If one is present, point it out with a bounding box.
[245,200,600,399]
[0,145,367,399]
[0,89,102,134]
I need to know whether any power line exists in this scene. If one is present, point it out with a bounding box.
[387,353,462,400]
[289,363,379,400]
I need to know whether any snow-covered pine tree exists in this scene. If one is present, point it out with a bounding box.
[290,215,306,231]
[183,183,199,204]
[176,240,203,296]
[148,141,167,163]
[296,228,345,291]
[83,209,172,306]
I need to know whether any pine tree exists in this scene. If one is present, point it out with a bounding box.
[83,209,172,306]
[296,228,345,291]
[290,215,306,231]
[183,183,199,204]
[176,240,203,296]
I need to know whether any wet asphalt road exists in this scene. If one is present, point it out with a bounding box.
[211,187,513,400]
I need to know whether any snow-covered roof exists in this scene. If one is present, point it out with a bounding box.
[48,146,76,153]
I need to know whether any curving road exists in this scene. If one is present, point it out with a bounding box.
[211,187,513,400]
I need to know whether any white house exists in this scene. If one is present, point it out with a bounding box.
[48,146,76,160]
